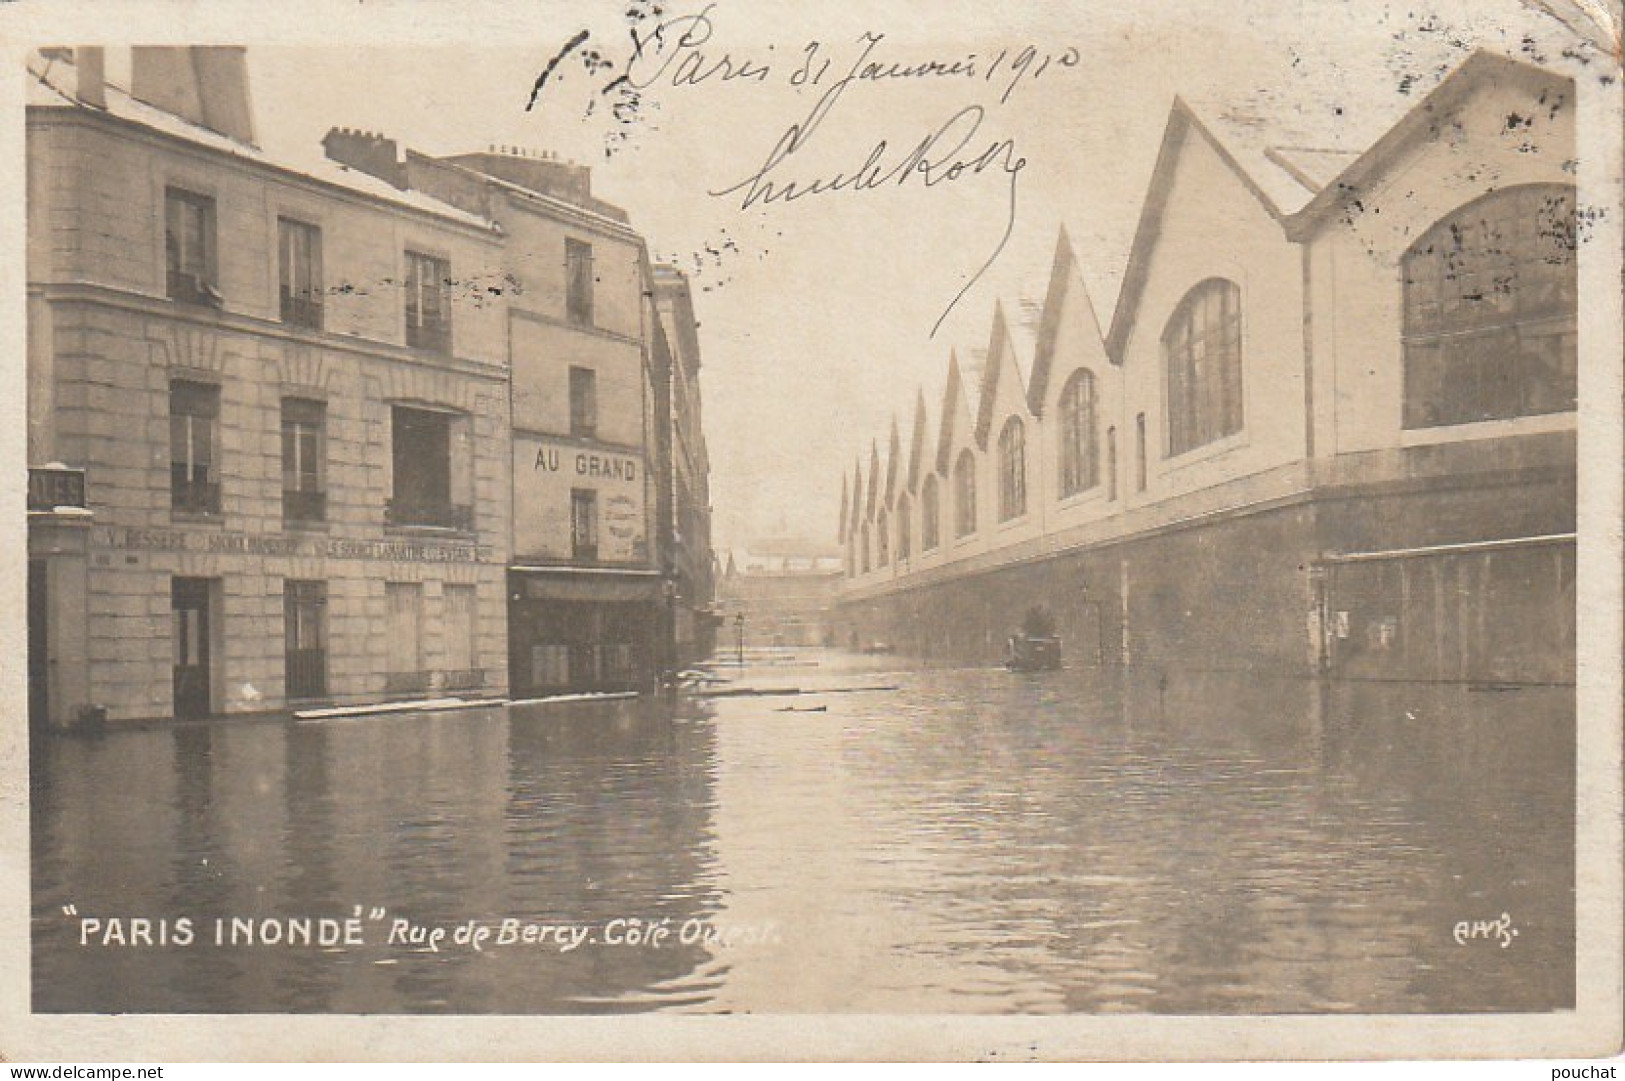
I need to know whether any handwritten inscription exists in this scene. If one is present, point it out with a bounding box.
[526,5,1078,334]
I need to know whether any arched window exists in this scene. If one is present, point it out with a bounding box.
[860,523,871,573]
[1058,369,1098,497]
[1402,184,1577,428]
[1163,278,1243,456]
[998,417,1027,521]
[954,450,977,538]
[896,496,911,561]
[921,475,940,551]
[847,530,855,577]
[877,511,890,566]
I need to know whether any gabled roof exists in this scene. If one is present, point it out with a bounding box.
[851,458,864,531]
[1103,96,1354,365]
[884,416,902,507]
[935,351,972,474]
[1027,226,1111,416]
[973,302,1029,448]
[837,471,849,543]
[905,389,930,493]
[865,440,881,521]
[1284,50,1573,240]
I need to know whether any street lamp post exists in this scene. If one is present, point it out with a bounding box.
[734,612,745,668]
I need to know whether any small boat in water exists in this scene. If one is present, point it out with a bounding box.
[1005,633,1062,672]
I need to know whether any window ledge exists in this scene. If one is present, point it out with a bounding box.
[1400,410,1575,447]
[1162,431,1249,474]
[996,513,1030,532]
[384,524,477,541]
[283,519,331,534]
[170,511,225,527]
[1058,485,1107,511]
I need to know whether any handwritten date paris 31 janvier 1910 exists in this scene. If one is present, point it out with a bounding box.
[527,2,1081,336]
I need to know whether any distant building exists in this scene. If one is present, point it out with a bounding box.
[838,51,1577,686]
[715,539,843,648]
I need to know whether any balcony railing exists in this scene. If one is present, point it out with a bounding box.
[280,291,324,331]
[385,498,472,532]
[441,668,485,692]
[283,488,327,524]
[28,465,86,511]
[172,476,221,515]
[384,670,432,696]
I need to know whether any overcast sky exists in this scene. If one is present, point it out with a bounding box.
[217,0,1592,553]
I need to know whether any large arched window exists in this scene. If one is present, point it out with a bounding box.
[921,474,941,551]
[998,417,1027,521]
[860,523,871,573]
[1163,278,1243,456]
[1058,369,1098,497]
[954,450,977,538]
[896,495,911,561]
[877,511,889,566]
[1402,184,1577,428]
[847,530,856,577]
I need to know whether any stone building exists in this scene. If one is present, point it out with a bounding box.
[651,266,720,667]
[837,50,1578,687]
[27,47,514,728]
[26,46,716,725]
[349,143,678,698]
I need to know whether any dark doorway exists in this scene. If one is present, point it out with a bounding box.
[284,580,328,701]
[29,559,48,733]
[172,578,212,719]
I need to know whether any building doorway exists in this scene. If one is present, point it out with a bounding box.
[284,580,328,701]
[29,559,48,733]
[172,577,213,719]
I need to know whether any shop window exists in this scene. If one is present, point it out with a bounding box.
[284,580,327,700]
[278,218,323,329]
[921,474,940,551]
[1058,369,1099,497]
[1402,184,1578,428]
[281,398,326,524]
[571,488,599,560]
[998,417,1026,521]
[954,450,977,537]
[1163,278,1243,456]
[165,188,219,307]
[170,380,220,515]
[388,405,472,531]
[570,366,598,438]
[405,250,451,353]
[566,238,594,326]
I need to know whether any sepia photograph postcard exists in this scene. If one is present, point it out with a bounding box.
[0,0,1621,1064]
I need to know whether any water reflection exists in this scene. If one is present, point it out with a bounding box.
[33,655,1572,1014]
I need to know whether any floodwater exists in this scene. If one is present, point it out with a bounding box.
[31,653,1574,1014]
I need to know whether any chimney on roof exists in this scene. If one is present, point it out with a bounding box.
[131,47,256,146]
[322,126,405,188]
[74,47,106,109]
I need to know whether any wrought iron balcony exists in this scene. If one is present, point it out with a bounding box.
[385,498,472,532]
[283,488,327,523]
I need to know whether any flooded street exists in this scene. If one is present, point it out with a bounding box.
[32,652,1574,1014]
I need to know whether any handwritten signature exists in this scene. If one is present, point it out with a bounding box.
[527,5,1076,335]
